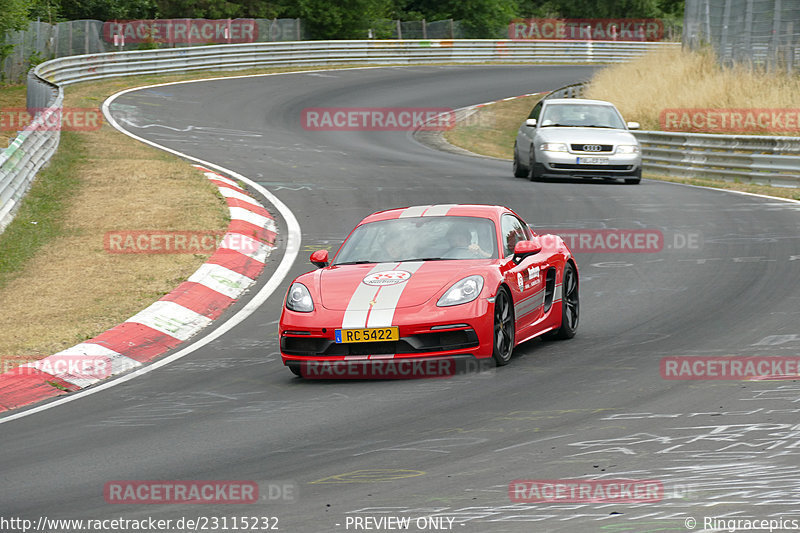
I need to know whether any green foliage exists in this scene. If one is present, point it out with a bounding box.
[155,0,291,19]
[0,0,28,82]
[433,0,517,38]
[28,49,48,67]
[28,0,62,24]
[58,0,157,20]
[0,0,29,33]
[299,0,392,39]
[517,0,679,19]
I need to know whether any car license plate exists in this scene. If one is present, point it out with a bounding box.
[577,157,609,165]
[335,327,399,343]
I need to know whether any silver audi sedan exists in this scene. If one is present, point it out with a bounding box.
[513,98,642,184]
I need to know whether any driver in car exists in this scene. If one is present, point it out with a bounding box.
[445,226,491,258]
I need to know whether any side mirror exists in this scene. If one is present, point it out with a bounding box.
[310,249,329,268]
[525,118,537,127]
[627,121,640,130]
[513,238,542,263]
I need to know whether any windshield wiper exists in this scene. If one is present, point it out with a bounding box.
[400,257,449,262]
[541,123,574,127]
[580,124,614,128]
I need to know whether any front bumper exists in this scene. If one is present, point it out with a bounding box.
[279,298,494,364]
[538,151,641,178]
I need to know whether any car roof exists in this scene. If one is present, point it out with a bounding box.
[544,98,617,106]
[360,204,514,224]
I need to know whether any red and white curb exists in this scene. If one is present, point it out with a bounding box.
[0,165,276,413]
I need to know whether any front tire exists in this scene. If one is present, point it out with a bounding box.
[545,262,579,340]
[512,148,527,178]
[528,151,544,182]
[492,288,515,366]
[624,167,642,184]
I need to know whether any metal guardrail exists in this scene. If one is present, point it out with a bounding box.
[634,131,800,187]
[35,40,674,86]
[0,75,62,234]
[0,39,677,235]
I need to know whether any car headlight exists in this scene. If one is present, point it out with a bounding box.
[616,145,640,154]
[286,283,314,312]
[437,275,484,307]
[540,143,568,152]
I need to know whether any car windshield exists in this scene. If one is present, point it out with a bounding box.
[333,216,498,265]
[540,103,626,129]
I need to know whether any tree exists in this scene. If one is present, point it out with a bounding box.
[59,0,157,20]
[517,0,675,18]
[298,0,391,39]
[399,0,516,38]
[1,0,30,81]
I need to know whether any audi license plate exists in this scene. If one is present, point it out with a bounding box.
[335,327,399,343]
[577,157,609,165]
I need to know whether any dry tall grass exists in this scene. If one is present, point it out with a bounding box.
[585,47,800,132]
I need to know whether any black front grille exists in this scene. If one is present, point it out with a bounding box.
[550,164,633,171]
[571,144,613,152]
[281,329,479,357]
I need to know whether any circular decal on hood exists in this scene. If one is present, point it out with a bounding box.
[362,270,412,286]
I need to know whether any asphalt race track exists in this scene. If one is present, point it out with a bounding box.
[2,66,800,533]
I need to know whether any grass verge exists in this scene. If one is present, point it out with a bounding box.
[0,76,233,358]
[0,83,27,148]
[585,47,800,133]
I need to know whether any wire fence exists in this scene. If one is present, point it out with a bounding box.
[683,0,800,72]
[370,19,464,40]
[1,19,306,82]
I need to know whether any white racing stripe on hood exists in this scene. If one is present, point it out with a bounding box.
[366,261,424,327]
[422,204,457,217]
[341,263,397,329]
[399,205,431,218]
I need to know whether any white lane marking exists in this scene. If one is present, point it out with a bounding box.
[494,433,575,452]
[662,180,800,205]
[0,76,302,425]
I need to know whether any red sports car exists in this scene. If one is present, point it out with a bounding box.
[279,205,579,378]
